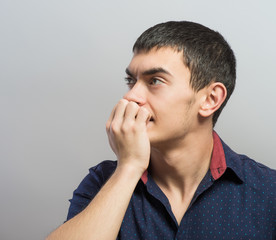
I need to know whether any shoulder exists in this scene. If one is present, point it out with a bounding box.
[73,160,117,196]
[87,160,118,186]
[222,140,275,192]
[238,154,275,188]
[66,160,117,221]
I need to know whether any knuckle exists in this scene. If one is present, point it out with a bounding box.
[133,101,140,108]
[121,122,131,134]
[121,121,137,134]
[120,125,128,134]
[119,99,128,106]
[139,107,147,116]
[105,124,109,132]
[138,107,150,121]
[105,121,111,131]
[110,122,120,133]
[127,101,139,110]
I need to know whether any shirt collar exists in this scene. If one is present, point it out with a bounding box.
[219,137,245,183]
[207,131,244,182]
[141,170,148,184]
[141,131,244,185]
[210,131,227,180]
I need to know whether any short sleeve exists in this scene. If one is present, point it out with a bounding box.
[66,160,117,221]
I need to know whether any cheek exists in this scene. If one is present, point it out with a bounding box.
[165,100,196,125]
[154,102,186,125]
[148,88,195,120]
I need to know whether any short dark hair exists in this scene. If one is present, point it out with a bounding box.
[133,21,236,126]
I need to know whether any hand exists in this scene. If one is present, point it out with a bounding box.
[106,99,151,174]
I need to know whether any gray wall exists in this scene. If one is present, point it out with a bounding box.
[0,0,275,239]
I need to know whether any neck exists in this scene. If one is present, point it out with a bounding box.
[150,129,214,195]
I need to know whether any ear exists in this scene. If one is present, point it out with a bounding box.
[199,82,227,118]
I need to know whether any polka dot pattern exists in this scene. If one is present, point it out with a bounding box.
[67,138,276,239]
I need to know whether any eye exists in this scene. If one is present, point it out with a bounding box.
[124,77,136,86]
[149,78,163,85]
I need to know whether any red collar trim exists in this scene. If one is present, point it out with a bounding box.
[141,170,148,184]
[141,131,227,184]
[210,131,227,180]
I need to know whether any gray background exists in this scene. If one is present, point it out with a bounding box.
[0,0,275,239]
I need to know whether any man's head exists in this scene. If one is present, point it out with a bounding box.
[133,21,236,126]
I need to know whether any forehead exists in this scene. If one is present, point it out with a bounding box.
[127,47,187,76]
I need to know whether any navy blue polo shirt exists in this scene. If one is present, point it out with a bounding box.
[67,132,276,239]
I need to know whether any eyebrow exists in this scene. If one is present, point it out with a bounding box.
[125,67,172,79]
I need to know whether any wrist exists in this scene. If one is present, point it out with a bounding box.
[115,163,145,183]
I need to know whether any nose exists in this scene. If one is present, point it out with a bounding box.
[123,82,146,106]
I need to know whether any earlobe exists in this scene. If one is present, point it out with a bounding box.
[199,83,227,118]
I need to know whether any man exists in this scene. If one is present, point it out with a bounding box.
[47,21,275,240]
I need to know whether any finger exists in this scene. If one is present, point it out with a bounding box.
[106,99,128,131]
[112,99,129,123]
[123,101,140,122]
[136,107,151,125]
[106,105,116,131]
[108,99,129,135]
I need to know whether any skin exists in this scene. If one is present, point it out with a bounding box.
[46,46,226,239]
[120,47,226,223]
[124,47,204,148]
